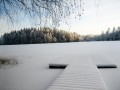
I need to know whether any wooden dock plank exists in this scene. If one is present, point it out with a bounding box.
[47,64,107,90]
[49,55,117,69]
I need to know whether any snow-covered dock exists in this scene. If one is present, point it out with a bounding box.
[47,64,107,90]
[48,55,118,90]
[49,55,117,69]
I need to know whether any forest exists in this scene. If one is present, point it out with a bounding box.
[0,27,80,45]
[84,27,120,41]
[0,26,120,45]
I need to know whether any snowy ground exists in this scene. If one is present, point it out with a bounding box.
[0,41,120,90]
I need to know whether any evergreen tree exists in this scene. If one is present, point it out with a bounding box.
[0,27,81,45]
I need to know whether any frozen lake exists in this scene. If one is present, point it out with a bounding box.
[0,41,120,90]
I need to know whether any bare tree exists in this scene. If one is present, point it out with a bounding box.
[0,0,83,27]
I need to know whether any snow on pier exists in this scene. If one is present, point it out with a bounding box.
[47,55,117,90]
[49,55,117,69]
[47,64,107,90]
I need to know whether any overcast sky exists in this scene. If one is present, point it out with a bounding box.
[0,0,120,35]
[68,0,120,35]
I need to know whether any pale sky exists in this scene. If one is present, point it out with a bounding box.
[0,0,120,35]
[62,0,120,35]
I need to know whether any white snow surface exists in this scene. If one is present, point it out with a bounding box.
[0,41,120,90]
[47,64,107,90]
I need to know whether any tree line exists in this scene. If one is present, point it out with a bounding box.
[1,26,120,45]
[0,27,80,45]
[82,27,120,41]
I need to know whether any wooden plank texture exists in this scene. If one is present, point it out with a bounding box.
[47,64,107,90]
